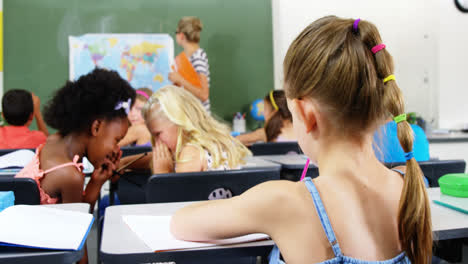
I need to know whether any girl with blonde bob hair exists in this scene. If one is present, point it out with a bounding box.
[138,85,250,173]
[170,16,431,264]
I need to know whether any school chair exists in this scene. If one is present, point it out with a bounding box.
[120,146,151,157]
[248,142,302,156]
[145,167,280,203]
[0,177,40,205]
[385,159,466,187]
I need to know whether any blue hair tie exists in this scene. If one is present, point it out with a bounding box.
[404,151,414,161]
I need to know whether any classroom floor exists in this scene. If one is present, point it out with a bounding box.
[86,213,468,264]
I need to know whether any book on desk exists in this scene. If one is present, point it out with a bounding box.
[123,214,270,252]
[0,205,93,251]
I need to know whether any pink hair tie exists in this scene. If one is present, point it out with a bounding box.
[371,44,386,54]
[136,90,150,99]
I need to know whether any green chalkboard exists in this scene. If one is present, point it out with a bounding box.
[4,0,273,129]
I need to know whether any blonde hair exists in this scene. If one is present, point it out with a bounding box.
[143,85,251,169]
[284,16,431,263]
[177,16,203,43]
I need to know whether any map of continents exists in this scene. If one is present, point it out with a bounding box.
[69,34,174,91]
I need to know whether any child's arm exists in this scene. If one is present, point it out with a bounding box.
[236,128,267,146]
[83,151,121,210]
[169,72,209,102]
[32,93,49,136]
[170,180,300,241]
[57,168,87,203]
[118,125,139,147]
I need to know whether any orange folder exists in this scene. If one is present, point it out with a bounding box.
[174,52,202,87]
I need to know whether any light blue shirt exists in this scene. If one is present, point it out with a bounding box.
[374,121,430,163]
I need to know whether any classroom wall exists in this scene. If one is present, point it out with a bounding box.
[3,0,273,129]
[272,0,468,130]
[437,1,468,129]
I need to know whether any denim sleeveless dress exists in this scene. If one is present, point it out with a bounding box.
[268,176,411,264]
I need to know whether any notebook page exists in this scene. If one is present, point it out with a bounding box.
[123,215,269,252]
[0,149,35,169]
[0,205,93,250]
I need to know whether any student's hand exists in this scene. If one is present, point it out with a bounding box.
[32,93,41,115]
[91,150,122,184]
[168,72,183,86]
[109,150,123,183]
[152,140,174,173]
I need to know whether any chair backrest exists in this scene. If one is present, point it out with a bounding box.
[385,159,466,187]
[121,146,152,157]
[249,142,302,156]
[145,168,281,203]
[0,177,40,205]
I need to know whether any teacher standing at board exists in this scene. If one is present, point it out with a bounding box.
[169,16,211,113]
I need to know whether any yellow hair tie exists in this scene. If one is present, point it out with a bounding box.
[383,74,395,84]
[269,91,279,111]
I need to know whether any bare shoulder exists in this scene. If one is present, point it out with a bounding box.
[176,145,203,172]
[180,144,201,156]
[239,180,308,219]
[47,165,84,186]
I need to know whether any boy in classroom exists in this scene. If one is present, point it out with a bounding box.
[120,85,250,173]
[118,87,153,147]
[0,89,49,149]
[169,16,211,113]
[236,90,296,146]
[171,16,431,264]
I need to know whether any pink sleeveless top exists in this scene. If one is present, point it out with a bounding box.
[15,144,84,204]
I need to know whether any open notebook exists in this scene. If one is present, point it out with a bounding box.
[0,205,94,251]
[0,149,35,169]
[123,215,270,252]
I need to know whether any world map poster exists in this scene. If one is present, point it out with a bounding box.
[69,34,174,91]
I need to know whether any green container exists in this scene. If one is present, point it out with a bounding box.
[438,173,468,197]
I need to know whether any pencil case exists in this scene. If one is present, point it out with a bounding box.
[438,173,468,197]
[0,191,15,212]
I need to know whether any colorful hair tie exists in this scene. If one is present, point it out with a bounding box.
[353,18,361,32]
[114,98,132,115]
[371,44,386,54]
[383,74,395,84]
[269,91,279,111]
[404,151,414,161]
[136,90,150,99]
[393,113,407,123]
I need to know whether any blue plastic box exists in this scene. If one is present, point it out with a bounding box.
[0,191,15,212]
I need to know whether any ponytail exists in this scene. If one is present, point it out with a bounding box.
[363,21,432,262]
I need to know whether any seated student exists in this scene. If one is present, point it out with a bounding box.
[0,89,49,149]
[170,17,431,264]
[121,85,250,173]
[374,119,430,163]
[236,90,296,146]
[118,87,152,147]
[15,68,135,207]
